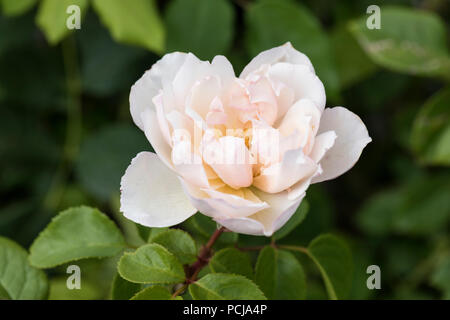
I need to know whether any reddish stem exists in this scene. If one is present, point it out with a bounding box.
[172,227,226,298]
[187,226,225,281]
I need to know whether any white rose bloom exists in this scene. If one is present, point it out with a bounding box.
[120,42,371,236]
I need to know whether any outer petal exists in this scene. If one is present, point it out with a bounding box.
[255,190,304,235]
[214,216,265,236]
[130,52,188,130]
[312,107,372,183]
[141,109,173,169]
[179,180,268,219]
[120,152,196,228]
[215,190,305,236]
[153,92,173,146]
[240,42,314,79]
[210,55,236,89]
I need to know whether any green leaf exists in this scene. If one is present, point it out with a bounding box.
[356,188,402,236]
[358,174,450,236]
[307,234,352,300]
[354,71,410,112]
[135,225,168,243]
[148,227,169,242]
[246,0,340,100]
[349,6,450,78]
[110,273,141,300]
[430,255,450,299]
[29,206,126,268]
[75,124,148,201]
[0,284,10,299]
[183,214,238,245]
[391,175,450,235]
[118,243,185,284]
[255,246,306,300]
[48,277,102,300]
[411,87,450,166]
[135,225,162,243]
[131,285,182,300]
[165,0,234,60]
[92,0,164,54]
[189,273,266,300]
[79,11,148,97]
[197,264,211,279]
[0,237,48,299]
[136,224,152,242]
[36,0,89,45]
[1,0,36,16]
[277,185,334,245]
[384,240,428,280]
[272,200,309,240]
[209,248,253,279]
[150,229,197,264]
[331,24,377,89]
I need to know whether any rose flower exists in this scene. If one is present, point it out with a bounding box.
[120,43,371,236]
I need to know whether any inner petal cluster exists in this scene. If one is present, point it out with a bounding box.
[159,63,321,200]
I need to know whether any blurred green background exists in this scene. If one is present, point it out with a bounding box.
[0,0,449,300]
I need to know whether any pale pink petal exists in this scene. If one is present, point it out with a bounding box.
[172,53,211,108]
[309,131,337,162]
[268,63,326,113]
[179,180,267,219]
[211,55,236,89]
[141,109,173,170]
[253,148,317,193]
[247,77,278,126]
[206,97,228,126]
[201,188,269,218]
[171,140,209,189]
[250,120,281,167]
[202,135,253,189]
[254,190,305,234]
[215,189,305,236]
[312,107,372,183]
[273,84,295,123]
[186,75,222,120]
[287,166,322,200]
[130,52,188,130]
[214,216,266,236]
[226,79,258,125]
[166,109,195,145]
[251,119,305,167]
[277,99,322,137]
[240,42,314,79]
[120,152,196,228]
[185,105,208,131]
[153,92,173,146]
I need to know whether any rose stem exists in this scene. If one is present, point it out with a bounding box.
[171,226,226,298]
